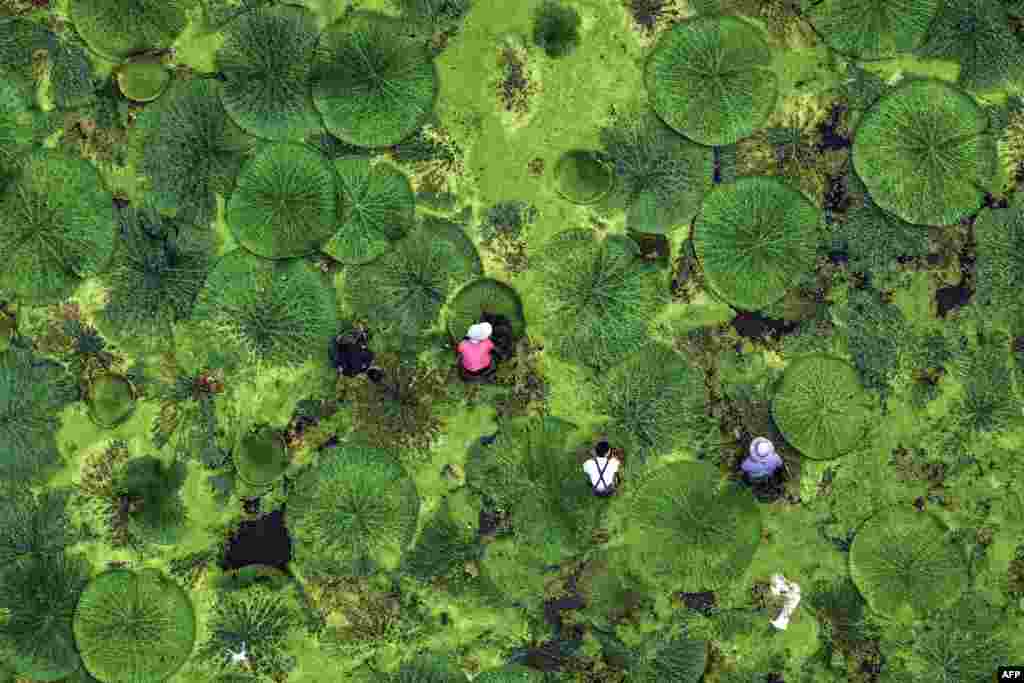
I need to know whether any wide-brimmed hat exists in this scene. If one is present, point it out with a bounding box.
[750,437,776,460]
[467,322,493,342]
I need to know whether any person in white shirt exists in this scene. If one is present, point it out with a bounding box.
[583,440,621,497]
[768,574,801,630]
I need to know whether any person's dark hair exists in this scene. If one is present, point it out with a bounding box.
[595,440,610,457]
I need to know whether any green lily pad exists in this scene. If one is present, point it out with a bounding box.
[116,60,171,103]
[554,149,613,204]
[0,310,14,352]
[234,424,290,488]
[88,372,137,428]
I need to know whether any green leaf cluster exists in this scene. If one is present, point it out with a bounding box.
[0,346,78,483]
[313,11,439,147]
[849,507,969,618]
[806,0,940,60]
[645,15,777,146]
[323,156,415,264]
[606,461,761,593]
[288,444,420,578]
[843,287,909,399]
[916,0,1024,91]
[532,230,667,370]
[73,568,197,683]
[217,4,322,141]
[189,249,339,368]
[974,199,1024,314]
[69,0,192,60]
[598,106,714,234]
[132,78,255,226]
[110,454,189,546]
[195,583,301,679]
[772,354,873,460]
[588,342,710,465]
[0,551,91,682]
[98,204,214,350]
[466,416,597,564]
[851,78,998,226]
[0,150,116,305]
[532,0,581,58]
[0,18,97,110]
[228,142,338,258]
[344,223,480,337]
[693,176,819,311]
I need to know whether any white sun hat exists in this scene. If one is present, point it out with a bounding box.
[467,322,493,343]
[751,437,775,460]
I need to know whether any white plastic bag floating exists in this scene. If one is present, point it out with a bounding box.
[768,574,801,630]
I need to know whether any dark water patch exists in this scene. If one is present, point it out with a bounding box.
[926,253,942,266]
[935,282,973,318]
[827,249,849,266]
[544,595,585,634]
[242,497,260,515]
[317,434,339,452]
[713,146,721,184]
[220,509,292,571]
[817,103,851,151]
[628,229,670,267]
[479,508,508,537]
[678,591,717,615]
[627,0,666,32]
[731,310,801,341]
[935,223,977,318]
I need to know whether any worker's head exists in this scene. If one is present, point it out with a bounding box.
[754,439,775,459]
[467,322,493,344]
[595,440,610,457]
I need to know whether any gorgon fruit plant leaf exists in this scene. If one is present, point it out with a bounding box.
[446,277,526,343]
[189,249,339,369]
[806,0,940,60]
[0,149,117,306]
[849,507,968,618]
[852,78,998,226]
[322,156,415,264]
[0,346,79,484]
[217,4,323,141]
[288,443,420,578]
[771,354,874,460]
[313,10,439,147]
[532,229,668,370]
[693,175,819,312]
[69,0,192,60]
[606,461,761,593]
[73,568,196,683]
[644,15,777,146]
[0,551,91,682]
[228,142,338,258]
[132,78,256,227]
[915,0,1024,91]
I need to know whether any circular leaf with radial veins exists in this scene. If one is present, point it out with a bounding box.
[74,569,196,683]
[608,461,761,593]
[0,150,116,305]
[288,444,419,577]
[852,79,997,226]
[693,176,819,311]
[806,0,940,60]
[322,157,415,264]
[312,11,439,147]
[645,15,777,146]
[69,0,190,60]
[771,354,873,460]
[228,142,338,258]
[217,4,322,141]
[850,508,968,618]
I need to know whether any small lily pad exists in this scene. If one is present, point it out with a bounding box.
[88,372,137,428]
[234,424,289,488]
[554,149,613,204]
[116,61,171,103]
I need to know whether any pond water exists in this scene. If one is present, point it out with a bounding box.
[220,509,292,571]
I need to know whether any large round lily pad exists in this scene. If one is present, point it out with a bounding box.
[88,372,137,428]
[234,424,290,488]
[554,149,614,204]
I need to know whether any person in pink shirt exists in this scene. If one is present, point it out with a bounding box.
[457,322,496,381]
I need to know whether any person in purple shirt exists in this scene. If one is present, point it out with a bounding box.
[742,437,783,481]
